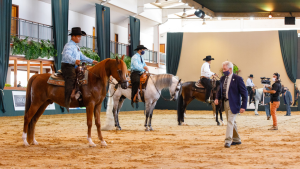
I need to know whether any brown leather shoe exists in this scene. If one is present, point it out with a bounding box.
[267,116,270,120]
[268,126,278,130]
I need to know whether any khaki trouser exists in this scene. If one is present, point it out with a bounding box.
[270,101,280,126]
[224,100,241,144]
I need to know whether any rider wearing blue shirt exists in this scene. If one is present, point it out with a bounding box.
[130,45,149,107]
[61,27,98,112]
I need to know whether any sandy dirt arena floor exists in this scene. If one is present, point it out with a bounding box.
[0,110,300,168]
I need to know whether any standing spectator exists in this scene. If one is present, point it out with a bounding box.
[246,74,255,105]
[17,81,21,87]
[281,85,285,96]
[293,87,299,106]
[215,61,248,148]
[283,88,292,116]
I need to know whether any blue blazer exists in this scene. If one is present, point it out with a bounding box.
[217,74,248,114]
[284,90,292,105]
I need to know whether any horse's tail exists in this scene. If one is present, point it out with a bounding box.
[25,75,38,115]
[177,90,184,125]
[102,83,115,131]
[25,75,38,144]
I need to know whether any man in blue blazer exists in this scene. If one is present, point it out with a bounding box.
[215,61,248,148]
[283,88,293,116]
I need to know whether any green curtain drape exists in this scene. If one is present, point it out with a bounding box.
[51,0,69,72]
[166,32,183,75]
[129,16,140,57]
[0,0,12,113]
[96,4,110,61]
[279,30,298,83]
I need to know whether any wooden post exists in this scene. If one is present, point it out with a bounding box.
[40,61,43,74]
[14,59,17,87]
[27,61,30,81]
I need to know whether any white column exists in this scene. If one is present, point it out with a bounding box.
[153,25,160,65]
[6,68,11,85]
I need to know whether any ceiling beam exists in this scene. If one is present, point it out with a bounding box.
[215,12,300,18]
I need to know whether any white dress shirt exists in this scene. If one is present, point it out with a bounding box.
[226,73,233,99]
[201,62,214,78]
[246,78,255,87]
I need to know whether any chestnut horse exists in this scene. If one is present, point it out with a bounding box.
[22,56,128,147]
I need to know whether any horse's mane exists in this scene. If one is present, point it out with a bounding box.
[89,58,111,79]
[151,74,174,89]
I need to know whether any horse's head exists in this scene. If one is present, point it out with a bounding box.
[169,77,182,101]
[110,55,128,89]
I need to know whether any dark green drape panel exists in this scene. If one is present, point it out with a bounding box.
[129,16,140,57]
[166,32,183,75]
[51,0,69,72]
[0,0,12,113]
[96,4,110,61]
[278,30,298,83]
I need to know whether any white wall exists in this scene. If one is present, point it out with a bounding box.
[110,23,128,44]
[160,18,300,34]
[12,0,52,25]
[69,10,95,35]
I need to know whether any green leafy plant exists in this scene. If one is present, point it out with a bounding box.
[5,84,11,87]
[233,64,240,75]
[11,36,57,60]
[110,52,131,70]
[80,47,100,61]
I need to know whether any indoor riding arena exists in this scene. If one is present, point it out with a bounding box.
[1,0,300,168]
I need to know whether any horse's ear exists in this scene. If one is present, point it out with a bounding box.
[121,55,125,61]
[178,79,181,83]
[115,56,120,64]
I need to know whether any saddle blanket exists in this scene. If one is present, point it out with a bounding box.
[47,71,89,87]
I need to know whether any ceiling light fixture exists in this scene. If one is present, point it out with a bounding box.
[185,3,188,6]
[178,0,182,2]
[269,12,272,19]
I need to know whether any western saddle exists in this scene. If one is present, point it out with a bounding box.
[48,63,88,107]
[128,72,150,102]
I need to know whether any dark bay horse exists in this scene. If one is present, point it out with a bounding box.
[177,78,221,125]
[22,56,128,147]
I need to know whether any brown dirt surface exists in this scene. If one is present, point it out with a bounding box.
[0,110,300,168]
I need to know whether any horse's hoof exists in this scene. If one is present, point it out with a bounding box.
[217,122,220,126]
[115,127,122,130]
[32,140,39,145]
[149,127,154,131]
[101,140,107,146]
[181,122,188,126]
[145,127,150,131]
[23,142,30,146]
[89,143,97,147]
[221,121,225,126]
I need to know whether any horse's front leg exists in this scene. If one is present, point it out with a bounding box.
[94,103,107,147]
[86,104,96,147]
[144,103,150,131]
[115,96,126,130]
[216,106,220,125]
[148,101,157,131]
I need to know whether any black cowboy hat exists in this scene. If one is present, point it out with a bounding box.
[203,55,214,61]
[134,45,148,51]
[249,74,254,78]
[69,27,86,36]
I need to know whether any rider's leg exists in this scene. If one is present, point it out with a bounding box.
[130,71,140,107]
[201,78,212,103]
[61,63,76,112]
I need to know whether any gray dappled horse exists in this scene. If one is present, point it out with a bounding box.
[102,74,181,131]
